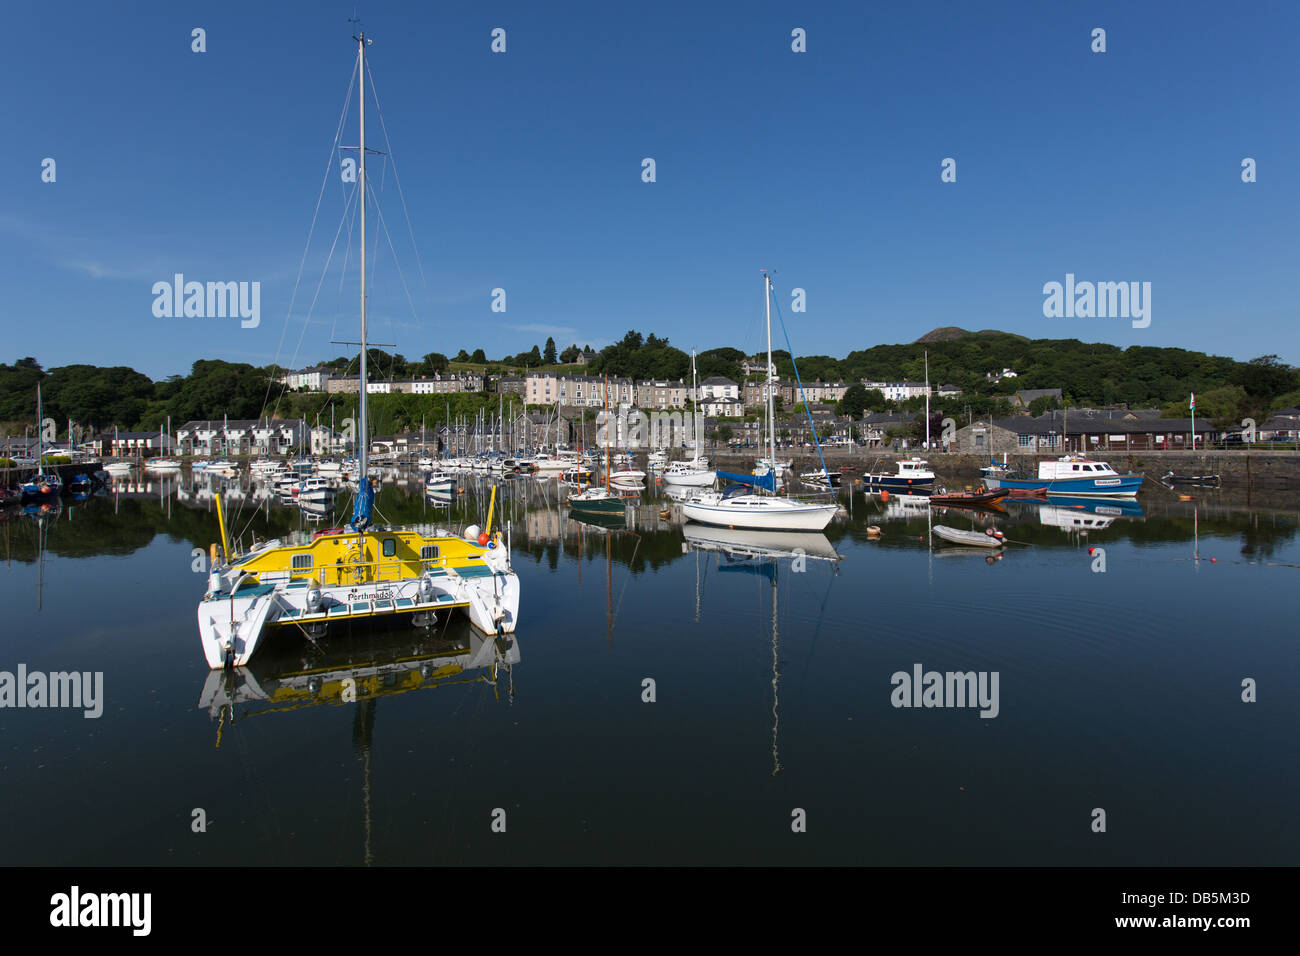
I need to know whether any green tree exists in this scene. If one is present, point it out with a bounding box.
[543,337,557,364]
[838,383,870,420]
[470,349,487,364]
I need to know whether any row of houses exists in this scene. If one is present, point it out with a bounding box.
[523,372,961,412]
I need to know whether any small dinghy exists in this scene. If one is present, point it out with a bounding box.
[1162,472,1221,486]
[932,525,1005,548]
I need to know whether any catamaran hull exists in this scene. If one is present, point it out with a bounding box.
[198,563,519,670]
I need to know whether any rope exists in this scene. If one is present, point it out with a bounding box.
[770,286,830,479]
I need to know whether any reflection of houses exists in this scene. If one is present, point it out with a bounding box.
[950,410,1221,454]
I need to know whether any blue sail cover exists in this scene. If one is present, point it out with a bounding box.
[350,477,375,531]
[717,470,776,492]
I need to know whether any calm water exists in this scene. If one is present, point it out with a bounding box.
[1,470,1297,865]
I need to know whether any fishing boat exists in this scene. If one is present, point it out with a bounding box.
[932,525,1005,548]
[982,455,1143,497]
[425,469,455,490]
[296,475,335,504]
[681,273,837,532]
[196,31,519,670]
[860,458,935,491]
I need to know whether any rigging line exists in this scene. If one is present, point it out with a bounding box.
[269,180,363,424]
[261,58,359,419]
[770,286,830,479]
[364,60,435,318]
[609,532,642,631]
[369,177,423,331]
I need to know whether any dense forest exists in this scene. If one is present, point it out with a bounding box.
[2,329,1296,439]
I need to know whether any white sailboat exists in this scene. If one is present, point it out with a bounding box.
[196,30,520,670]
[662,349,716,487]
[681,273,838,531]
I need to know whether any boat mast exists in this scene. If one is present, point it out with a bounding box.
[603,375,611,491]
[691,349,699,461]
[358,32,370,481]
[764,271,776,492]
[924,350,930,450]
[350,30,375,531]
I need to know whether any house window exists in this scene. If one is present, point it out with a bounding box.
[1018,434,1034,448]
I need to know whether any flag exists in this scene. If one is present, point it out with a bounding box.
[1190,393,1196,412]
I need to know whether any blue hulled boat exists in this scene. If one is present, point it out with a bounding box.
[983,455,1142,497]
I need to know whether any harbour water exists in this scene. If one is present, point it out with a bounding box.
[1,471,1297,865]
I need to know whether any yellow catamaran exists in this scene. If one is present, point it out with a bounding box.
[197,31,520,669]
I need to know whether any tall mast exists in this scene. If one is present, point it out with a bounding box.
[764,272,776,487]
[924,350,930,450]
[357,31,370,483]
[691,349,699,460]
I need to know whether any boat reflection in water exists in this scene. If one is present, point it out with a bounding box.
[198,621,519,724]
[1013,495,1145,533]
[682,523,841,564]
[682,523,839,778]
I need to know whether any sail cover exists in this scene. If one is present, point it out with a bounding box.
[717,470,776,492]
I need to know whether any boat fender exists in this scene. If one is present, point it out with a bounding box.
[209,542,219,565]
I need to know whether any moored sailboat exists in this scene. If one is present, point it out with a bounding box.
[681,273,837,532]
[196,31,520,670]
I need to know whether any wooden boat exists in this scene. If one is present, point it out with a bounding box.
[932,525,1005,547]
[929,488,1009,506]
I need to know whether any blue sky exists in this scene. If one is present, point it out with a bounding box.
[3,0,1297,379]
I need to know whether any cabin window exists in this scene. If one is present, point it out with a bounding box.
[420,545,440,562]
[1072,465,1079,471]
[291,554,313,571]
[382,538,397,557]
